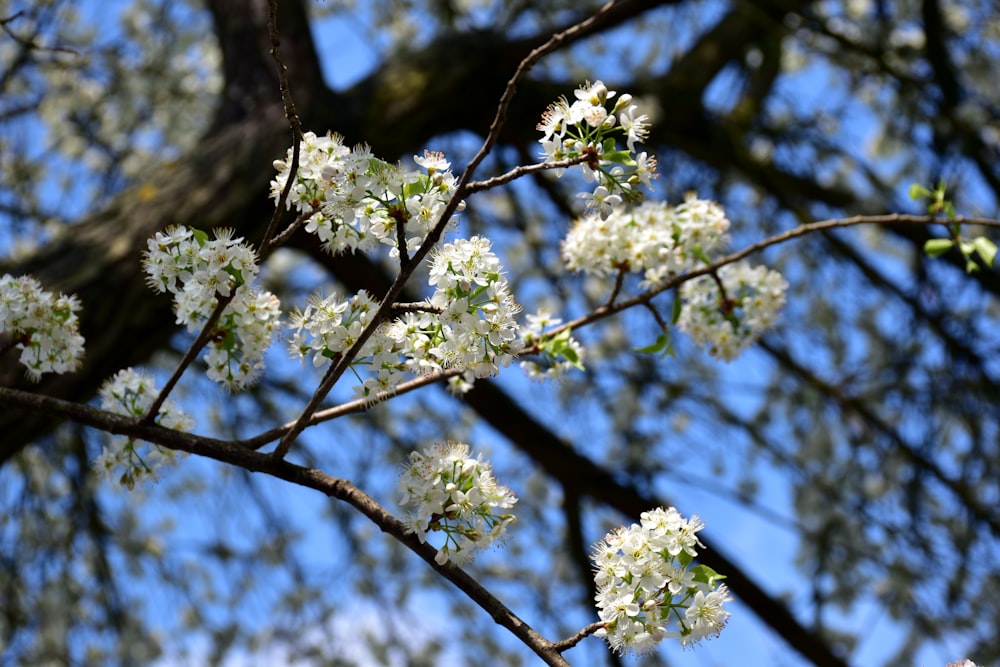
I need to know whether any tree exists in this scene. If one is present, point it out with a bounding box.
[1,0,998,665]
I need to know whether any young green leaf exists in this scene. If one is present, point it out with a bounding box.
[973,236,998,268]
[923,238,954,257]
[908,183,931,200]
[635,332,674,358]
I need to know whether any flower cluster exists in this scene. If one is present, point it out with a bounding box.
[93,368,195,489]
[142,226,281,389]
[0,273,85,381]
[518,310,585,381]
[537,80,657,217]
[561,194,730,286]
[271,133,463,257]
[398,441,517,565]
[675,261,788,361]
[423,236,521,378]
[288,236,520,400]
[591,507,732,654]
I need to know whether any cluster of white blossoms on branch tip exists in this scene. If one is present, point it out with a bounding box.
[676,261,788,361]
[537,80,658,218]
[288,236,520,401]
[561,194,730,286]
[93,368,194,489]
[271,132,464,257]
[592,507,732,654]
[398,441,517,565]
[142,226,282,390]
[0,273,85,381]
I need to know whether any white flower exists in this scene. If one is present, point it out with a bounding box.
[0,274,85,381]
[578,185,622,219]
[203,287,282,390]
[681,585,733,646]
[142,226,280,389]
[562,194,730,285]
[95,368,194,489]
[425,236,521,382]
[591,507,729,655]
[143,226,259,303]
[676,261,788,361]
[519,311,585,382]
[414,149,450,174]
[536,81,656,206]
[398,441,517,564]
[272,134,462,258]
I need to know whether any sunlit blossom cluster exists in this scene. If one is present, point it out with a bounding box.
[271,133,464,257]
[398,441,517,565]
[142,226,282,389]
[591,507,732,654]
[93,368,195,489]
[676,261,788,361]
[561,194,730,286]
[288,236,520,400]
[518,310,585,381]
[424,236,521,379]
[0,273,85,381]
[537,80,658,218]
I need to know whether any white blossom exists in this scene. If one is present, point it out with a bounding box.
[94,368,194,489]
[398,441,517,564]
[271,134,463,257]
[537,80,658,215]
[591,506,730,654]
[676,261,788,361]
[561,194,730,286]
[142,226,280,390]
[0,273,85,381]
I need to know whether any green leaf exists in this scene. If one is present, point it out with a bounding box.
[690,564,727,587]
[973,236,998,267]
[923,238,954,257]
[191,227,209,247]
[690,244,713,265]
[908,183,931,200]
[402,175,429,199]
[603,151,636,166]
[635,332,674,358]
[671,296,683,325]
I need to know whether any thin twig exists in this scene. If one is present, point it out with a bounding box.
[543,213,1000,341]
[267,208,317,250]
[0,10,78,56]
[258,0,305,260]
[606,265,627,307]
[145,293,234,423]
[237,367,466,450]
[465,155,590,195]
[550,622,606,653]
[390,301,441,314]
